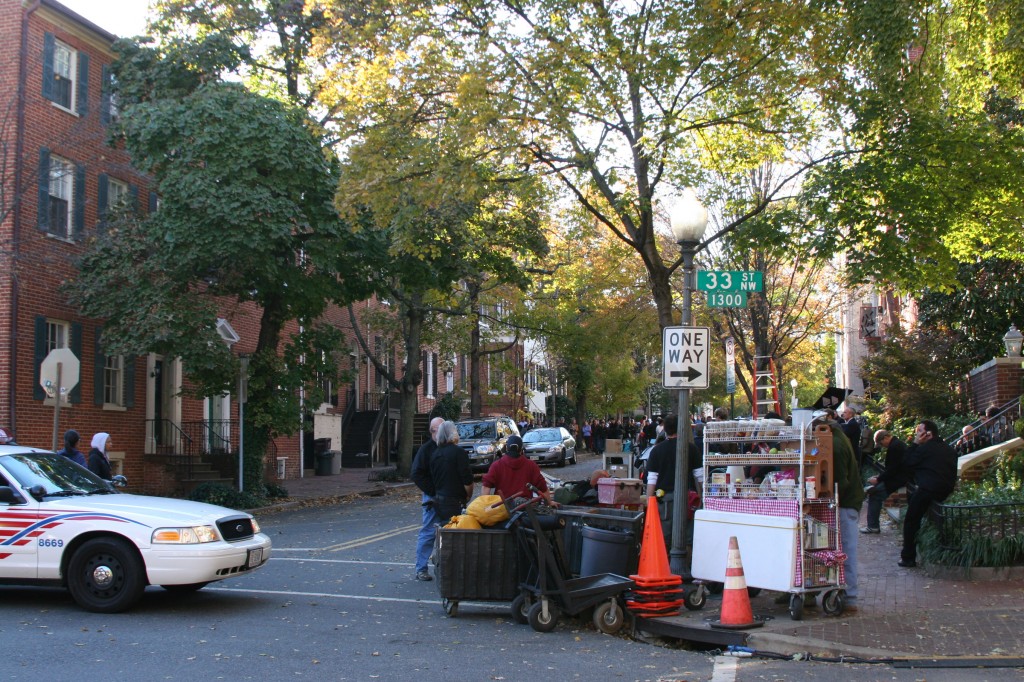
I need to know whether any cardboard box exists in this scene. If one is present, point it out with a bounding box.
[597,477,644,505]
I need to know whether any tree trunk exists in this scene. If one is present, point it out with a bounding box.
[395,302,425,475]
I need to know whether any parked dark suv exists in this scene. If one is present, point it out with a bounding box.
[455,417,520,472]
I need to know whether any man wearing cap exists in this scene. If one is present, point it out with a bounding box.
[481,435,553,504]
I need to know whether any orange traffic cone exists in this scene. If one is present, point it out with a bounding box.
[710,536,763,630]
[629,495,680,586]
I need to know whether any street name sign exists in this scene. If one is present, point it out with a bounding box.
[662,326,710,389]
[696,270,763,292]
[707,290,748,308]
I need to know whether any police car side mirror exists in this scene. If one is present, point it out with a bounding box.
[0,486,26,505]
[28,484,45,502]
[111,474,128,488]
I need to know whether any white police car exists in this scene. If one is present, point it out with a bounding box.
[0,444,271,612]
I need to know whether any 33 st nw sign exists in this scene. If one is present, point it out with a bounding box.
[662,326,710,389]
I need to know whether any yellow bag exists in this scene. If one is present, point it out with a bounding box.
[466,495,511,527]
[443,514,482,530]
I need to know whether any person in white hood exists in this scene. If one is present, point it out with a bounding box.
[88,432,113,480]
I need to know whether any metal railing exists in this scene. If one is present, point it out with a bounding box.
[931,500,1024,558]
[947,395,1021,454]
[363,390,389,412]
[369,391,390,464]
[146,419,195,479]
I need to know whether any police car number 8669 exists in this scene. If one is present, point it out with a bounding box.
[0,444,271,613]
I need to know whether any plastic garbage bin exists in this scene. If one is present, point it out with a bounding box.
[580,526,635,577]
[314,438,333,476]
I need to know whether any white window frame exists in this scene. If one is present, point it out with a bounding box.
[52,40,77,112]
[49,155,74,238]
[103,354,124,407]
[45,319,70,354]
[108,177,129,212]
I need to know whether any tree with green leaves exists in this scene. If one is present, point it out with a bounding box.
[916,259,1024,369]
[440,0,850,330]
[805,0,1024,292]
[66,40,364,488]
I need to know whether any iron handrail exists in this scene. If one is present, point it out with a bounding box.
[341,387,356,451]
[946,395,1021,450]
[146,418,194,478]
[369,391,390,463]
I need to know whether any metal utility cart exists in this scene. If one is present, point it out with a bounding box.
[692,419,847,620]
[510,497,635,634]
[433,527,521,617]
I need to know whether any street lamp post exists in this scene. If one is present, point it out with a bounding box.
[669,189,708,577]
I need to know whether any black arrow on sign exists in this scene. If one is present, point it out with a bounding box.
[669,367,703,382]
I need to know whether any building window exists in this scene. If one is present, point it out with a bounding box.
[51,41,75,110]
[42,33,88,115]
[46,320,70,353]
[108,178,128,210]
[104,355,124,406]
[459,354,468,391]
[49,156,74,237]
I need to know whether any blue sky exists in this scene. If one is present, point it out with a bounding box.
[61,0,152,38]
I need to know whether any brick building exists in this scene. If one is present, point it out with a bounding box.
[0,0,544,496]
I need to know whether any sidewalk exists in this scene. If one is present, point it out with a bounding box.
[260,462,1024,661]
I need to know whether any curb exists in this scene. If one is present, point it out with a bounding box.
[246,482,410,515]
[745,630,915,661]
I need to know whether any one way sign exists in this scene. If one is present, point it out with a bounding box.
[662,326,710,389]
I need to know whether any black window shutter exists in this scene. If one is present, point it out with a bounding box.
[37,148,50,232]
[94,326,105,405]
[100,63,111,126]
[97,173,108,232]
[148,191,158,214]
[69,322,83,404]
[124,357,135,408]
[33,316,47,400]
[73,163,85,239]
[76,52,89,116]
[421,351,427,396]
[433,353,439,395]
[129,183,138,211]
[42,33,55,101]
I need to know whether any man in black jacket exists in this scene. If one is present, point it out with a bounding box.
[410,417,444,581]
[899,420,958,567]
[860,429,910,534]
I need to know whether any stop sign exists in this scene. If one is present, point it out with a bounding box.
[39,347,80,400]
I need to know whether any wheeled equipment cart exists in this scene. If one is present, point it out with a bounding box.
[692,419,848,620]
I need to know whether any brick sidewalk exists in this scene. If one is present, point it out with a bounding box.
[744,509,1024,658]
[264,464,1024,659]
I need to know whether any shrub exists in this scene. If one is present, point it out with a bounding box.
[188,482,265,509]
[917,449,1024,569]
[264,482,289,499]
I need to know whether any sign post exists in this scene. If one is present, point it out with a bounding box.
[40,348,80,451]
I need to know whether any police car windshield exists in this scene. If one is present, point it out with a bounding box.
[457,423,495,440]
[1,453,109,496]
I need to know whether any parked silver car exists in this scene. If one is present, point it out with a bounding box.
[522,427,577,467]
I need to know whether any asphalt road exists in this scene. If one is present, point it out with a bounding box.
[2,456,1021,681]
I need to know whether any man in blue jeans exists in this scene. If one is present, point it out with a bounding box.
[410,417,444,581]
